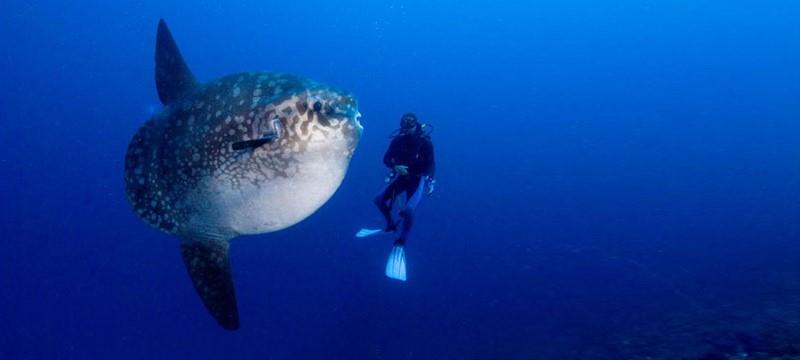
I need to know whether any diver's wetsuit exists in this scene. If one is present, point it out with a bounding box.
[374,131,435,245]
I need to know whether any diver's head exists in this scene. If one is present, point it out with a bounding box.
[399,113,419,134]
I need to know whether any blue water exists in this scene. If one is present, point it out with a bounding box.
[2,1,799,359]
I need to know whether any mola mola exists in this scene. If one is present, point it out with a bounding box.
[124,19,362,330]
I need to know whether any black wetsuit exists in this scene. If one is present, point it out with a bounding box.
[374,131,435,245]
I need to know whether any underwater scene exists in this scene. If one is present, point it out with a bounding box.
[1,1,799,359]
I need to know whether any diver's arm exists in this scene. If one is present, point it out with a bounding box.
[384,138,409,178]
[383,138,401,168]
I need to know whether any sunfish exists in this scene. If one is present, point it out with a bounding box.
[124,19,362,330]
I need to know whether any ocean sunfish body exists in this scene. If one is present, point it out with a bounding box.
[124,19,362,330]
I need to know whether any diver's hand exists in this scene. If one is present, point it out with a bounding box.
[425,177,436,195]
[394,165,409,176]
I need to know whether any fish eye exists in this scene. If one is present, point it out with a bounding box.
[313,101,322,112]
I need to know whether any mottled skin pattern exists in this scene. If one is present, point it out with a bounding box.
[124,19,362,329]
[125,72,362,241]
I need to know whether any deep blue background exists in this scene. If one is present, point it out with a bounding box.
[1,1,799,358]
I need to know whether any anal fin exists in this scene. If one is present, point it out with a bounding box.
[180,238,240,330]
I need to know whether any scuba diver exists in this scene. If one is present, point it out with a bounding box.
[356,113,436,281]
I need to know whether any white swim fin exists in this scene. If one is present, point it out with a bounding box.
[385,245,407,281]
[356,228,384,238]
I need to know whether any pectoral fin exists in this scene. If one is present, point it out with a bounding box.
[231,134,276,151]
[180,238,240,330]
[232,117,283,151]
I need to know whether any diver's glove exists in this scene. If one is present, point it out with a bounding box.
[425,176,436,195]
[384,170,396,183]
[394,165,409,176]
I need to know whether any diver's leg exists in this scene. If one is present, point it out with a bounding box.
[374,181,399,232]
[404,176,426,210]
[397,209,413,245]
[384,177,422,281]
[396,177,425,244]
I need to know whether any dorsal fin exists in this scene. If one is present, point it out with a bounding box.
[155,19,198,105]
